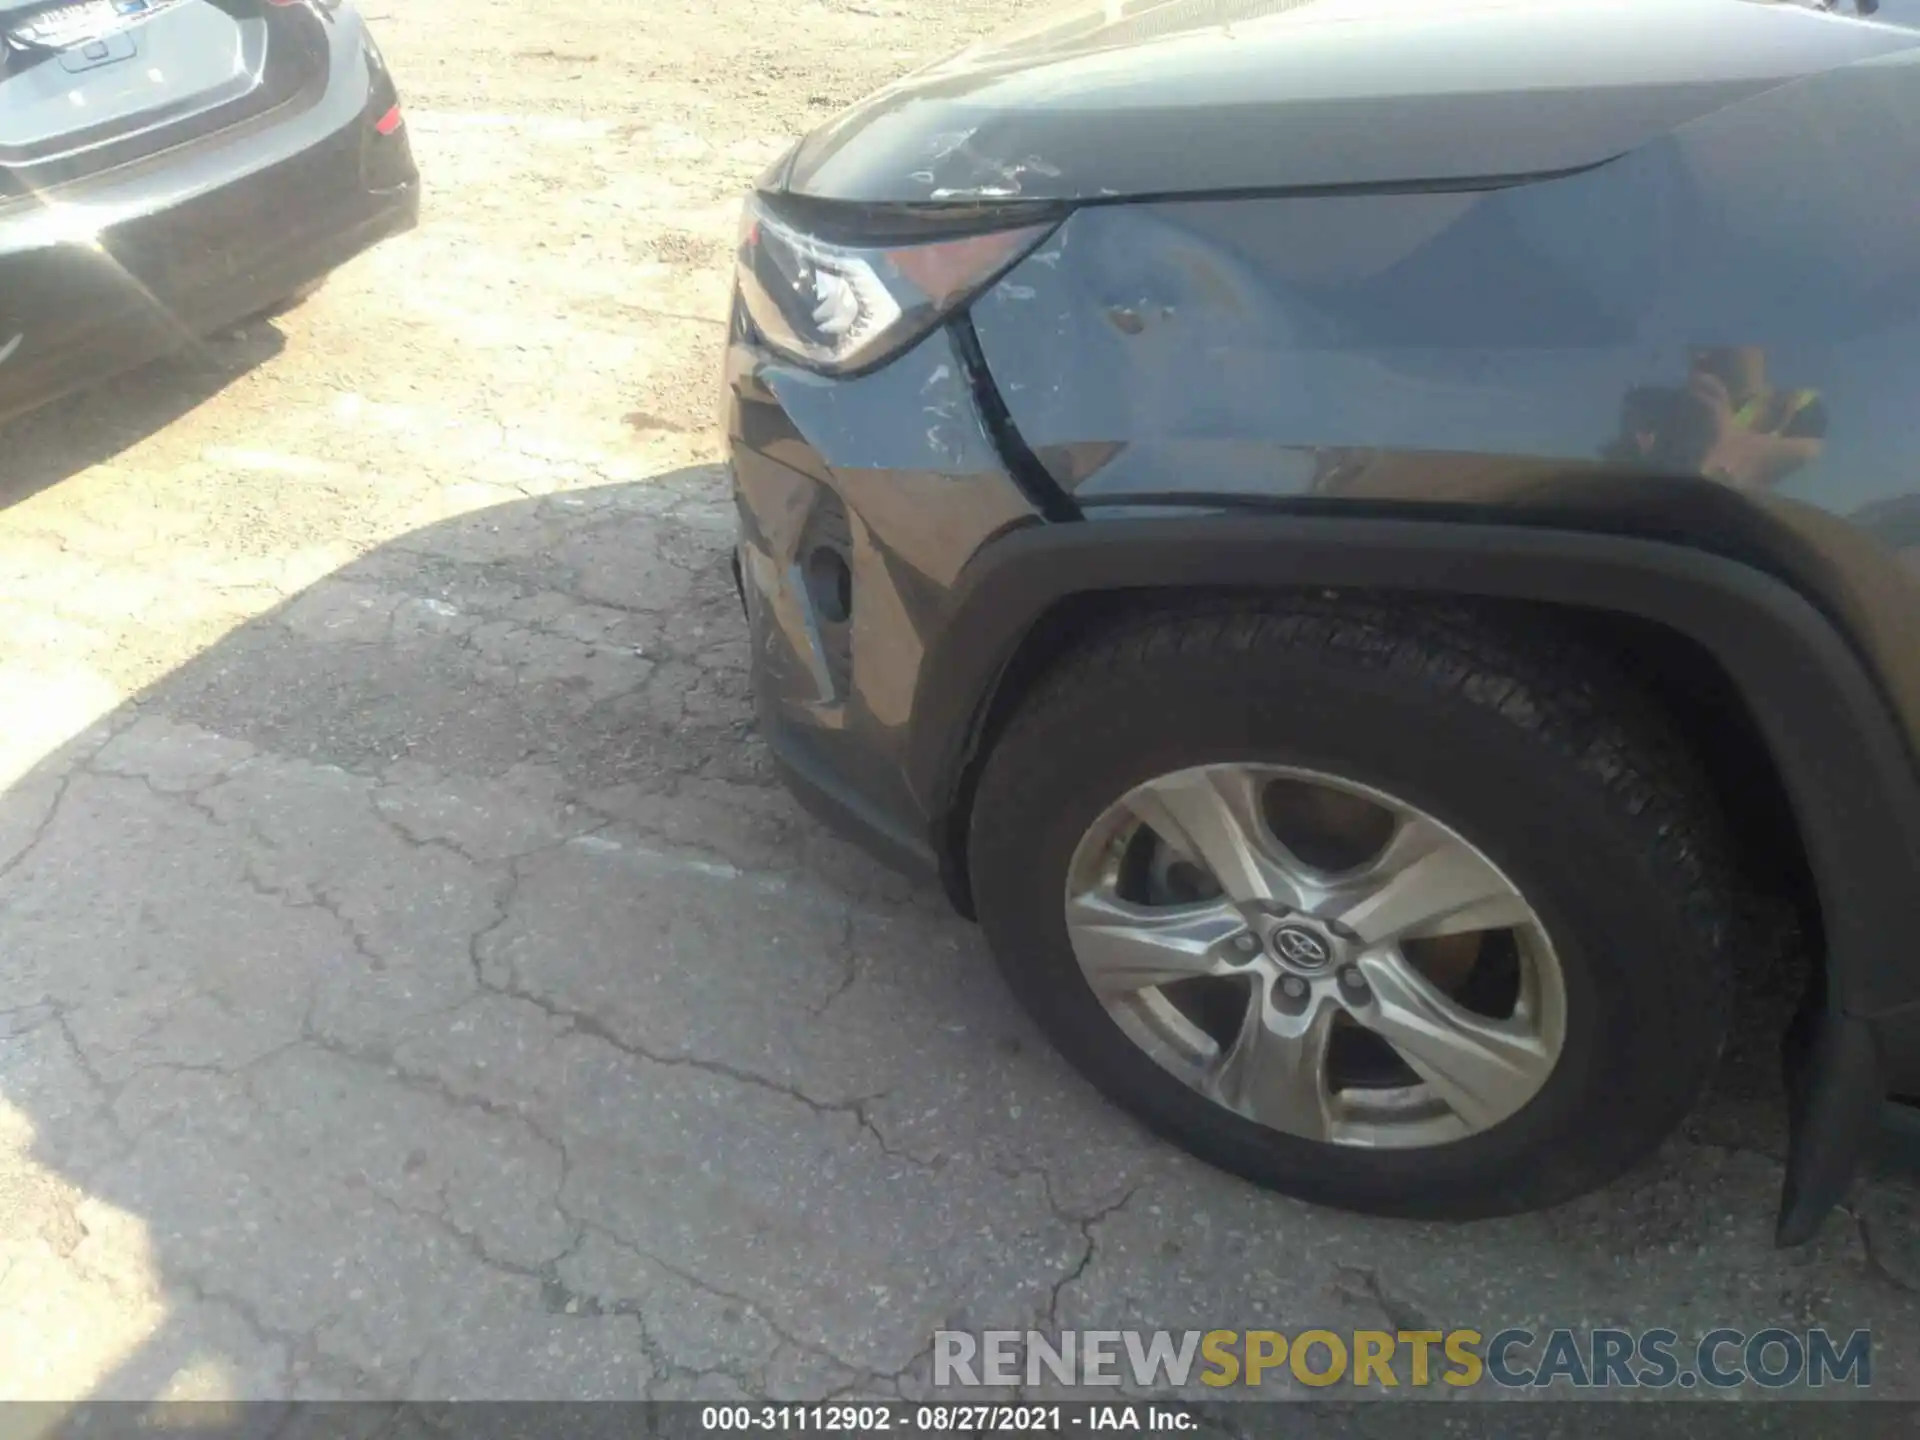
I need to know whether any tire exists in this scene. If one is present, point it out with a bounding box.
[967,594,1737,1220]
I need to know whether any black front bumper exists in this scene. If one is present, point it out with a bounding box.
[723,317,1045,898]
[729,523,933,873]
[0,27,418,426]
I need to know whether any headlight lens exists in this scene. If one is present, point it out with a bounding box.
[735,196,1054,376]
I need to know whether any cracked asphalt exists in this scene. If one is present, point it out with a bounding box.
[6,0,1920,1408]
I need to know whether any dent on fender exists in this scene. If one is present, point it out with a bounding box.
[753,327,1036,588]
[966,50,1920,744]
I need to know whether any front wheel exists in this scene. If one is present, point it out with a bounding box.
[967,597,1737,1220]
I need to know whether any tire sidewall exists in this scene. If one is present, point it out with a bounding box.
[970,639,1722,1219]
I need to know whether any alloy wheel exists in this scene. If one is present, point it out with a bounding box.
[1063,764,1567,1149]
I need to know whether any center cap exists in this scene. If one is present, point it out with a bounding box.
[1269,922,1334,972]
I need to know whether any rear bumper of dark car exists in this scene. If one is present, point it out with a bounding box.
[0,13,418,425]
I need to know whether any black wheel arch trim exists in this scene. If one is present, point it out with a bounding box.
[911,512,1920,1023]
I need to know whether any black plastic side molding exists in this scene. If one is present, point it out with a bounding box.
[1779,1006,1883,1246]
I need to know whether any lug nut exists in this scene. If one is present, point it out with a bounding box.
[1279,976,1309,1000]
[1233,933,1259,954]
[1339,966,1368,992]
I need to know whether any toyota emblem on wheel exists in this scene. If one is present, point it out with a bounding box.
[1271,924,1332,970]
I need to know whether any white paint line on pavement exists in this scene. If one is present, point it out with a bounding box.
[570,833,748,882]
[565,834,861,916]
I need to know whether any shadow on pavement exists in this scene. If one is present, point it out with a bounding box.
[0,322,287,513]
[3,465,1920,1408]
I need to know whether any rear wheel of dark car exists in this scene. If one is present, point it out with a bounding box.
[967,595,1738,1220]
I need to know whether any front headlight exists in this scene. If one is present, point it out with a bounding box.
[735,195,1055,376]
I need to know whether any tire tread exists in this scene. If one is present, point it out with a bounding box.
[969,591,1741,1217]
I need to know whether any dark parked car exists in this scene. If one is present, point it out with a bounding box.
[0,0,416,426]
[725,0,1920,1243]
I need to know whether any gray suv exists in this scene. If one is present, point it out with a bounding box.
[722,0,1920,1244]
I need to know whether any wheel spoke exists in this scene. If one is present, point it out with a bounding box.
[1065,764,1566,1151]
[1329,817,1530,944]
[1065,892,1247,997]
[1124,767,1307,906]
[1350,948,1555,1129]
[1210,990,1335,1140]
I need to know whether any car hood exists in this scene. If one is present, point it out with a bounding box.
[772,0,1920,204]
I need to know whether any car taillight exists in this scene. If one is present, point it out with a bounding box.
[734,194,1055,377]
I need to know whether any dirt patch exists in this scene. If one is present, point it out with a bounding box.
[644,230,727,268]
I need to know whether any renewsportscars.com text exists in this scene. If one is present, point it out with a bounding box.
[934,1327,1871,1390]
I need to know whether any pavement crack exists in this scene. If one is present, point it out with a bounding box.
[883,1334,938,1385]
[363,787,493,869]
[1044,1184,1141,1332]
[51,1006,118,1106]
[284,1026,576,1235]
[1331,1263,1433,1334]
[825,1368,894,1401]
[468,856,526,990]
[0,768,72,888]
[354,1178,561,1282]
[0,1000,60,1038]
[384,1047,572,1165]
[850,1097,930,1166]
[580,1224,863,1377]
[474,965,907,1143]
[172,1272,323,1361]
[810,905,863,1018]
[89,742,260,814]
[630,1313,683,1402]
[307,885,393,974]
